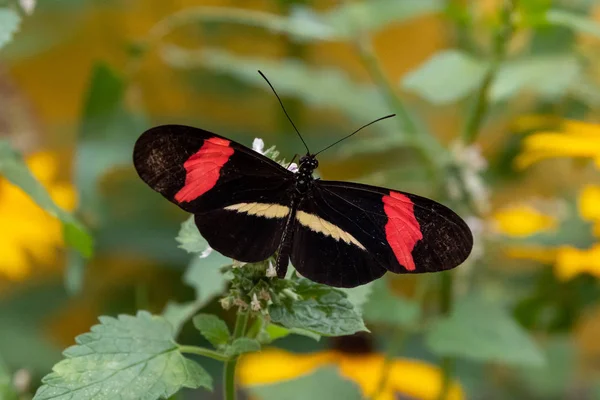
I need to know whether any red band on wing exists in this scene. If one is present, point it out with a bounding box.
[174,137,234,203]
[383,191,423,271]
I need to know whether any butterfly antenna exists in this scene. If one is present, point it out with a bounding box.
[314,114,396,156]
[258,70,311,155]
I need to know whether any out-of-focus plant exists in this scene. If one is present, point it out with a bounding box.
[3,0,600,398]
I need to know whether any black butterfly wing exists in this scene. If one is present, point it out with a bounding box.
[133,125,295,261]
[290,180,472,287]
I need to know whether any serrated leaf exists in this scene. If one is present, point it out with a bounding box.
[545,9,600,39]
[225,338,261,357]
[402,49,488,104]
[425,296,545,367]
[0,140,93,258]
[193,314,230,348]
[491,54,580,102]
[176,216,208,253]
[248,367,362,400]
[270,279,367,336]
[362,280,420,327]
[33,311,212,400]
[162,48,393,126]
[0,8,21,50]
[163,252,230,333]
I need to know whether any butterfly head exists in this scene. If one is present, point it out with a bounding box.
[298,155,318,174]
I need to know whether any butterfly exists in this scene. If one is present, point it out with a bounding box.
[133,72,473,288]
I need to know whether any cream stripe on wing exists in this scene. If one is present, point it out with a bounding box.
[296,211,366,250]
[224,202,290,219]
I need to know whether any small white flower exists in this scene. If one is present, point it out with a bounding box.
[252,138,265,154]
[200,246,213,259]
[220,297,232,310]
[251,293,261,311]
[266,260,277,278]
[19,0,36,14]
[232,260,247,269]
[287,162,299,173]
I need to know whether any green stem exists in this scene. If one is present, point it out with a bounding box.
[370,331,405,400]
[223,311,250,400]
[437,3,516,400]
[461,0,515,145]
[437,272,454,400]
[178,345,230,362]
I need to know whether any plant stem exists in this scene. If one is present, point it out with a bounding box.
[461,0,515,145]
[223,311,250,400]
[178,346,230,362]
[370,331,405,400]
[438,3,516,400]
[437,272,455,400]
[353,36,447,170]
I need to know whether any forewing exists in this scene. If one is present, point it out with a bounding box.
[133,124,295,262]
[292,181,472,283]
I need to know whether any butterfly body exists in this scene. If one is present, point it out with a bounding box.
[134,125,473,288]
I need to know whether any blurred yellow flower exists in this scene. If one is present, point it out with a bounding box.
[515,119,600,169]
[492,205,557,237]
[0,152,76,280]
[238,348,464,400]
[501,185,600,281]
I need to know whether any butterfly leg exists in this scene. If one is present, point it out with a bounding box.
[274,200,298,278]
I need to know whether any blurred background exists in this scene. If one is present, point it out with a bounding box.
[3,0,600,398]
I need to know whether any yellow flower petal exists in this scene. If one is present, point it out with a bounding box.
[238,349,339,386]
[338,353,464,400]
[515,131,600,169]
[578,185,600,222]
[239,349,464,400]
[555,245,600,281]
[492,205,557,237]
[503,245,558,264]
[0,151,74,281]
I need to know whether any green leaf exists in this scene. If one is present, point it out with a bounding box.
[261,324,321,344]
[176,216,208,254]
[425,296,545,367]
[517,337,574,398]
[33,311,212,400]
[162,48,392,126]
[0,140,93,258]
[76,62,148,216]
[224,338,261,357]
[248,367,362,400]
[163,252,230,333]
[0,8,21,50]
[341,282,374,313]
[545,9,600,39]
[402,49,488,104]
[362,280,420,327]
[490,54,580,102]
[270,279,367,336]
[193,314,230,348]
[324,0,443,37]
[152,0,440,44]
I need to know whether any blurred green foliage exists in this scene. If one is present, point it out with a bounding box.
[3,0,600,399]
